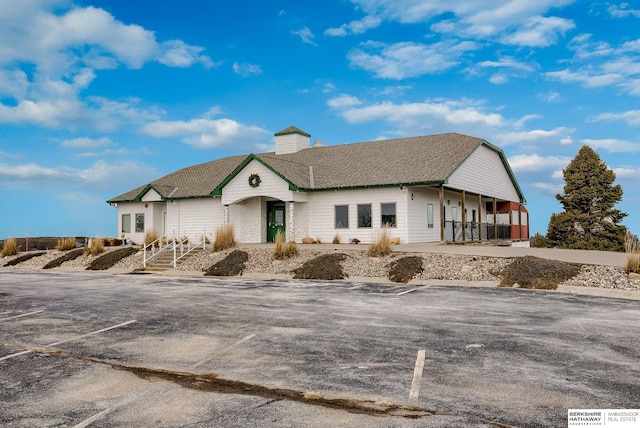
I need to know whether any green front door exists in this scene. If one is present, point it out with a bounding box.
[267,202,286,242]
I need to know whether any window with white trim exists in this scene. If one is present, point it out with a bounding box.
[122,214,131,233]
[381,203,396,227]
[335,205,349,229]
[357,204,372,228]
[427,204,434,228]
[135,213,145,233]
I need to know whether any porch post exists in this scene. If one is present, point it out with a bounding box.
[439,185,445,242]
[224,204,229,224]
[493,198,497,241]
[461,190,466,242]
[477,194,483,241]
[288,201,295,242]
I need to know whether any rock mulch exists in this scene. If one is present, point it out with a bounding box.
[1,245,639,292]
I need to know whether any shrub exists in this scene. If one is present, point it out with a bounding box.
[57,237,77,251]
[273,231,299,260]
[332,234,341,244]
[144,230,158,246]
[87,247,137,270]
[85,237,105,256]
[1,238,18,257]
[367,229,393,257]
[625,231,640,274]
[497,256,581,290]
[214,224,236,252]
[530,232,549,248]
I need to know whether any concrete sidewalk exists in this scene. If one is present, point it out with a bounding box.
[239,242,628,267]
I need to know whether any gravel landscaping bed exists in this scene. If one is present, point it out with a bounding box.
[2,246,639,291]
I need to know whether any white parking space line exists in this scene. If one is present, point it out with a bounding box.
[0,320,137,361]
[0,310,44,321]
[397,285,431,296]
[190,333,257,369]
[409,349,426,400]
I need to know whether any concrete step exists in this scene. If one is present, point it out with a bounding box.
[144,248,205,272]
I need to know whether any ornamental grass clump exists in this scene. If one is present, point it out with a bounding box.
[625,231,640,274]
[57,237,76,251]
[367,229,393,257]
[213,224,236,252]
[273,231,299,260]
[144,230,158,247]
[332,234,341,244]
[85,237,105,256]
[1,238,18,257]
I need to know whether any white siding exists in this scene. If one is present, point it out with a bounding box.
[141,189,162,202]
[230,198,263,243]
[306,188,405,244]
[221,159,307,205]
[448,145,520,202]
[405,187,441,242]
[165,199,224,243]
[117,201,166,244]
[275,133,310,155]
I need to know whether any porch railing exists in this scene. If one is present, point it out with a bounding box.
[143,228,208,269]
[444,221,512,243]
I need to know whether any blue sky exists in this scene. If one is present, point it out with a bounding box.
[1,0,639,239]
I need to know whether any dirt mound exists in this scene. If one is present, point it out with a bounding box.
[387,256,424,283]
[497,256,581,290]
[205,250,249,276]
[86,247,138,270]
[292,253,348,280]
[43,248,85,269]
[3,252,47,266]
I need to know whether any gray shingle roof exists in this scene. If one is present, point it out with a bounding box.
[108,133,509,203]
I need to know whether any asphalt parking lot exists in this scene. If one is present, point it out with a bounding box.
[1,270,639,427]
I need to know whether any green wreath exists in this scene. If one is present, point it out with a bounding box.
[248,172,261,188]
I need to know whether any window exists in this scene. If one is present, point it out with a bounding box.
[121,214,131,233]
[135,213,145,233]
[335,205,349,228]
[357,204,372,228]
[427,204,434,228]
[381,203,396,227]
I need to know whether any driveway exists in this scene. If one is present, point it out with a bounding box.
[1,270,638,427]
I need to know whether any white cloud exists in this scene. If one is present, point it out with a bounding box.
[538,91,560,102]
[327,94,362,109]
[232,62,263,77]
[142,114,269,149]
[0,159,155,190]
[546,35,640,95]
[495,127,574,146]
[325,15,382,36]
[591,110,640,126]
[329,97,504,135]
[532,181,563,195]
[334,0,575,46]
[613,167,640,179]
[0,2,212,129]
[348,40,478,79]
[61,137,112,149]
[608,3,640,18]
[581,138,640,153]
[507,153,571,172]
[502,16,574,47]
[291,27,316,45]
[158,40,215,68]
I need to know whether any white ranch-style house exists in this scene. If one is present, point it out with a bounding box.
[108,127,529,245]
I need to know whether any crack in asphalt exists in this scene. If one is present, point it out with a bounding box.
[27,347,513,426]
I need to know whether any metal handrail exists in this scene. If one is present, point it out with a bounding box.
[143,230,172,268]
[173,228,207,267]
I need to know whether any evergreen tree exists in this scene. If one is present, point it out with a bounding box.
[547,145,627,251]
